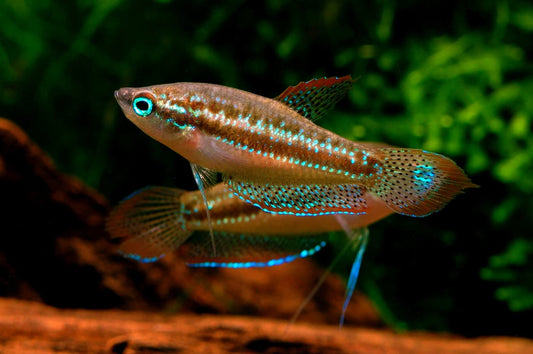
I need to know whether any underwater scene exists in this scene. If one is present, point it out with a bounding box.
[0,0,532,352]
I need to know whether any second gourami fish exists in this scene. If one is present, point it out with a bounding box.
[114,76,476,217]
[106,183,393,263]
[106,183,392,326]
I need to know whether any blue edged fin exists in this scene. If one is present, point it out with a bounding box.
[225,177,369,216]
[372,148,478,217]
[105,186,192,263]
[182,231,328,268]
[339,227,369,328]
[274,76,355,121]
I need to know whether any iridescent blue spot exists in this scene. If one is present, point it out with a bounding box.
[166,118,188,129]
[171,104,186,114]
[120,251,164,263]
[413,165,435,190]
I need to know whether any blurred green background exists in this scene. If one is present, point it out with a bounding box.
[1,0,532,338]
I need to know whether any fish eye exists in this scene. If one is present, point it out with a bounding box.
[132,96,154,117]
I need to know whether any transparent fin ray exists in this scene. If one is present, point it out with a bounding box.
[225,177,369,216]
[287,226,369,329]
[274,76,355,121]
[339,227,369,328]
[105,186,192,262]
[190,163,217,256]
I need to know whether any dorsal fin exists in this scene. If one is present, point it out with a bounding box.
[274,75,355,121]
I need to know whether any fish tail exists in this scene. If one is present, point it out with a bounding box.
[369,148,478,217]
[106,187,192,262]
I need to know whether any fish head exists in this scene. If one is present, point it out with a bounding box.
[115,85,194,150]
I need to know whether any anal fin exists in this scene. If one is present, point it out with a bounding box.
[182,231,328,268]
[225,177,369,216]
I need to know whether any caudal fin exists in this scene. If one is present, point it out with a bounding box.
[370,148,478,217]
[106,187,192,262]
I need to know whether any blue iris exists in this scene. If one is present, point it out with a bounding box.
[132,96,153,117]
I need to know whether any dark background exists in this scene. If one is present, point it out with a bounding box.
[1,0,532,338]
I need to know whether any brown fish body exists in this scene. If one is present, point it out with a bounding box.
[116,82,380,185]
[115,78,476,217]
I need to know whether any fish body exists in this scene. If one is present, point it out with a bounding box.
[115,80,364,185]
[115,77,476,217]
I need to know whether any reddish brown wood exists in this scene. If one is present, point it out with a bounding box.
[0,298,531,354]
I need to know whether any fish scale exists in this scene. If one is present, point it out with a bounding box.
[170,91,375,185]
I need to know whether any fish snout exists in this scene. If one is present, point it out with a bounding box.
[114,87,135,106]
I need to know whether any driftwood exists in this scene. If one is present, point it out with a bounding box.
[1,298,532,354]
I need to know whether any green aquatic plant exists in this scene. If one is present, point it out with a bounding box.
[482,238,533,312]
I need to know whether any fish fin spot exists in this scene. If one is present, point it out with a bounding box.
[371,148,478,217]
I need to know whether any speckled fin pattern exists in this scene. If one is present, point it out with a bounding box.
[105,186,192,263]
[225,177,369,216]
[274,76,355,121]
